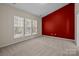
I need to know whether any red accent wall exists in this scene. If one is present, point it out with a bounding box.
[42,3,75,39]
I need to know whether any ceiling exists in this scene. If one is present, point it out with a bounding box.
[8,3,68,17]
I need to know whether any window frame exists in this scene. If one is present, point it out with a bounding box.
[32,20,37,35]
[14,16,24,39]
[24,18,32,36]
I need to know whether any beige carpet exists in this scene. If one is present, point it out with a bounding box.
[0,36,78,56]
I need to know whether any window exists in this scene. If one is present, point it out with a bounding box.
[14,16,37,38]
[32,20,37,34]
[14,16,24,38]
[25,18,31,36]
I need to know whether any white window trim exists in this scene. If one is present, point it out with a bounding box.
[25,18,32,36]
[32,20,37,35]
[14,16,24,39]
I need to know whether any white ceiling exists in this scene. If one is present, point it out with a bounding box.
[8,3,68,17]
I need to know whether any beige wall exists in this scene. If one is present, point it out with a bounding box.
[0,4,41,48]
[75,4,79,46]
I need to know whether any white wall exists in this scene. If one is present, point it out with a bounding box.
[75,3,79,46]
[0,4,42,48]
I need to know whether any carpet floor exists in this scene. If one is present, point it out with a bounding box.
[0,36,78,56]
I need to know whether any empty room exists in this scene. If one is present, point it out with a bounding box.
[0,3,79,56]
